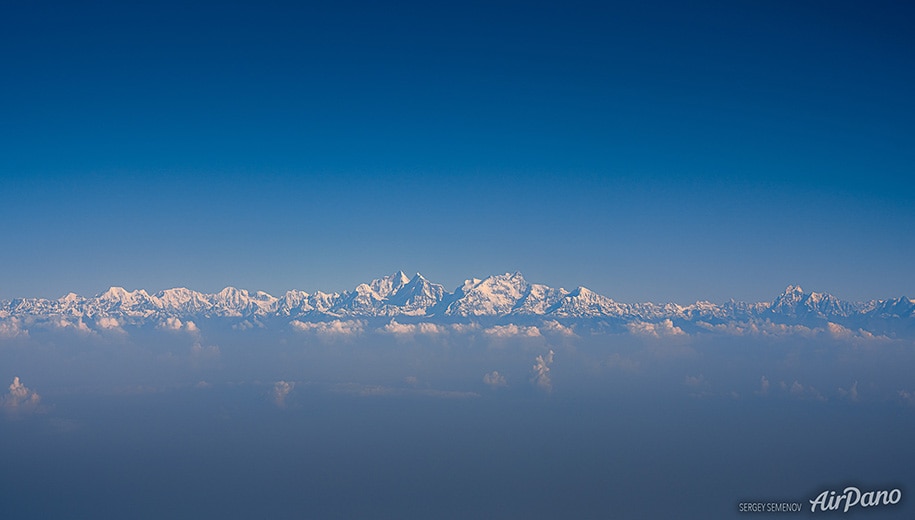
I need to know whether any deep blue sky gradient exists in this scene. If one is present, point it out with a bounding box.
[2,0,913,302]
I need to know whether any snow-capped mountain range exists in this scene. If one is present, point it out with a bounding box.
[1,272,913,337]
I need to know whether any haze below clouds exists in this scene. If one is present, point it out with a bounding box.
[2,325,914,518]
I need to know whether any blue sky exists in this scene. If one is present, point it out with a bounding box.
[1,0,913,303]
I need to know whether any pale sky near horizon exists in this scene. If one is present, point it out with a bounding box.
[2,0,913,303]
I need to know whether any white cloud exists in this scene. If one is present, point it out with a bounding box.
[898,390,915,406]
[161,316,184,330]
[483,371,507,388]
[826,322,854,339]
[695,320,839,338]
[696,320,758,336]
[0,318,28,338]
[158,316,198,333]
[55,318,94,334]
[96,316,122,330]
[627,319,685,338]
[379,320,445,335]
[449,322,481,334]
[1,376,41,414]
[273,380,294,407]
[484,324,541,338]
[290,319,365,336]
[541,320,576,337]
[95,316,127,334]
[531,350,554,392]
[417,322,445,334]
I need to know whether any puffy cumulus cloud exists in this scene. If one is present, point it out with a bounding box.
[540,320,576,337]
[55,318,93,334]
[158,316,198,333]
[160,317,183,330]
[232,319,263,331]
[290,319,365,337]
[484,324,541,338]
[898,390,915,406]
[1,376,41,414]
[837,380,860,402]
[379,320,446,335]
[483,371,507,388]
[273,380,294,407]
[627,319,685,338]
[95,316,126,333]
[531,350,554,392]
[0,318,28,338]
[827,322,854,339]
[449,322,481,334]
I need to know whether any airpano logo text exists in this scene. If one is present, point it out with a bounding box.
[809,486,902,513]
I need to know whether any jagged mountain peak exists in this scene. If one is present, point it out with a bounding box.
[444,272,532,316]
[784,284,804,294]
[59,292,81,303]
[365,271,412,298]
[3,274,911,337]
[98,287,153,306]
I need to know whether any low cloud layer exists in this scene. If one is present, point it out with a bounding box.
[291,319,365,336]
[627,319,686,338]
[379,321,446,335]
[485,324,541,338]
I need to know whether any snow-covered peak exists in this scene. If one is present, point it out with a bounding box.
[215,286,248,304]
[99,286,151,303]
[768,285,852,319]
[387,273,446,313]
[549,286,627,317]
[155,287,209,309]
[59,292,81,303]
[1,274,909,336]
[445,272,530,316]
[367,271,411,299]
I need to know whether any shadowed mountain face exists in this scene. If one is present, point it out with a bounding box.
[2,272,914,338]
